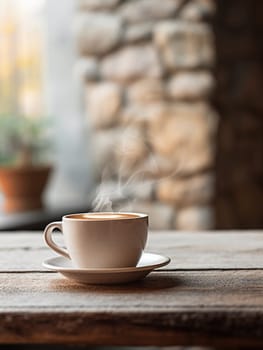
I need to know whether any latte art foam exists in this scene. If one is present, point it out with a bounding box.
[67,213,139,221]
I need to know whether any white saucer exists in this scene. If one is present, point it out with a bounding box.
[42,252,170,285]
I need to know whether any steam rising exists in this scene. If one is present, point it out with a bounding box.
[92,123,181,213]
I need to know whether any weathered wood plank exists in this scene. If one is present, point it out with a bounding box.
[149,231,263,269]
[0,232,262,347]
[1,231,262,248]
[0,311,263,347]
[0,270,262,310]
[0,232,262,271]
[0,231,58,248]
[0,271,262,346]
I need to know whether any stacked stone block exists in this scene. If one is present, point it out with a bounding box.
[75,0,218,230]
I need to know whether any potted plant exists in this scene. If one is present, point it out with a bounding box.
[0,115,52,213]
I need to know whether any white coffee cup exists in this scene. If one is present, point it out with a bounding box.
[43,212,148,269]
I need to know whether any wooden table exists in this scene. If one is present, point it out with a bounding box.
[0,231,262,348]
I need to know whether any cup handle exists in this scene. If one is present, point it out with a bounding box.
[43,222,70,259]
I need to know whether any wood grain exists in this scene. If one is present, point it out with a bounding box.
[0,270,263,346]
[0,231,262,271]
[0,231,262,347]
[1,270,263,310]
[0,311,263,347]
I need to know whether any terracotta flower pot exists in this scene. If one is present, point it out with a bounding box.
[0,165,51,213]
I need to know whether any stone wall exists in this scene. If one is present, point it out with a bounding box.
[215,0,263,228]
[75,0,218,230]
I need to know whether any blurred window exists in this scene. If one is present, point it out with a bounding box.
[0,0,92,207]
[0,0,45,117]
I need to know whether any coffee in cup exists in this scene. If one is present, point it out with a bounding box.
[43,212,148,269]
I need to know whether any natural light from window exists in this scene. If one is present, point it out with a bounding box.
[0,0,45,117]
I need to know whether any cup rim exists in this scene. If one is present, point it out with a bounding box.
[63,212,148,221]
